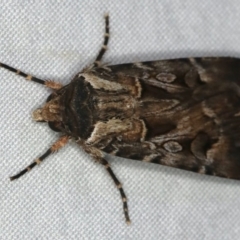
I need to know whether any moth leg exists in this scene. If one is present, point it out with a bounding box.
[0,62,62,89]
[94,14,110,67]
[10,136,69,181]
[99,158,131,225]
[80,143,131,224]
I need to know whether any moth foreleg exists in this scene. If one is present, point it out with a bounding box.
[99,158,131,225]
[94,14,109,67]
[0,62,62,89]
[10,136,69,180]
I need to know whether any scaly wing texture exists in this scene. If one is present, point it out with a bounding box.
[94,58,240,179]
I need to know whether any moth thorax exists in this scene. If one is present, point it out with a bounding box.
[32,99,62,122]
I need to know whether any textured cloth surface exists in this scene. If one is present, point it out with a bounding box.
[1,1,240,239]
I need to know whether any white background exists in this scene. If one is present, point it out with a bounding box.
[0,0,240,239]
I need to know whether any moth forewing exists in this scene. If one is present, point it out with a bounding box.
[1,14,240,225]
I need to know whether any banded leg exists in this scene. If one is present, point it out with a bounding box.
[100,158,131,225]
[0,62,62,89]
[94,14,110,67]
[10,136,69,180]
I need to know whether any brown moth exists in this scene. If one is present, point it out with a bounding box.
[2,14,240,224]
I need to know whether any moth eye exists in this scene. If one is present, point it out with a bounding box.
[48,121,62,132]
[46,93,54,102]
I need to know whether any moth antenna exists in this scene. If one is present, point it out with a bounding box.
[94,14,110,67]
[10,136,69,180]
[0,62,62,89]
[100,158,131,225]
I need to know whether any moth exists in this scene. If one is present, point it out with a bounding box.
[1,14,240,224]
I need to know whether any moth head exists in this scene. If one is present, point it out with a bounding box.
[32,94,63,132]
[32,108,44,121]
[32,98,61,121]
